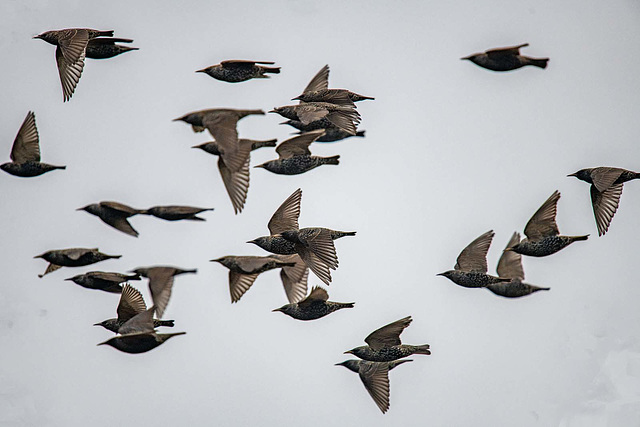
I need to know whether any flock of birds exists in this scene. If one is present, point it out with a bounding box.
[3,29,639,414]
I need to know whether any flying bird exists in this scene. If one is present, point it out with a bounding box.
[336,359,412,414]
[461,43,548,71]
[65,271,140,293]
[270,100,360,136]
[130,266,197,318]
[85,37,138,59]
[35,248,121,278]
[506,191,589,257]
[272,286,354,320]
[94,284,175,333]
[345,316,431,362]
[437,230,510,288]
[33,28,117,101]
[254,130,340,175]
[293,64,374,103]
[142,205,213,221]
[77,201,145,237]
[1,111,65,177]
[196,60,280,82]
[486,232,550,298]
[568,167,640,236]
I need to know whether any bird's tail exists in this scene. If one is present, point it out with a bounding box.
[252,139,278,149]
[413,344,431,355]
[55,165,67,170]
[98,30,115,37]
[355,131,366,137]
[263,67,281,74]
[239,109,266,117]
[526,57,549,69]
[330,230,357,239]
[320,155,340,165]
[388,359,413,370]
[156,320,175,328]
[159,331,187,342]
[570,234,590,242]
[106,254,123,260]
[337,302,355,309]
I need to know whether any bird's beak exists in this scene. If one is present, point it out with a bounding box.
[343,350,354,355]
[279,121,288,125]
[93,322,101,326]
[436,272,445,276]
[460,55,472,60]
[195,68,206,73]
[64,277,73,281]
[246,239,257,244]
[253,164,265,169]
[210,258,222,263]
[33,254,44,259]
[268,109,277,113]
[272,308,283,312]
[567,173,577,177]
[33,35,42,39]
[291,95,302,101]
[172,117,183,122]
[503,248,514,252]
[97,341,107,346]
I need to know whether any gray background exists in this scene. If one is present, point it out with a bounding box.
[1,0,640,425]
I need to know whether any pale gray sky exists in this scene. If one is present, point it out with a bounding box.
[2,0,640,426]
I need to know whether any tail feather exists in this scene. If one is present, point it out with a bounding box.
[321,155,340,165]
[156,320,175,328]
[527,57,549,69]
[571,234,590,242]
[355,131,366,137]
[98,31,115,37]
[264,67,281,74]
[414,344,431,355]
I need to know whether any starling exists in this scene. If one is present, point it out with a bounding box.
[142,205,213,221]
[461,43,548,71]
[281,120,366,142]
[85,37,138,59]
[270,100,360,136]
[94,284,175,333]
[1,111,65,177]
[33,28,115,101]
[486,232,550,298]
[77,201,145,237]
[506,191,589,257]
[345,316,431,362]
[97,305,185,354]
[174,108,265,172]
[437,230,511,288]
[254,130,340,175]
[192,138,276,214]
[196,60,280,82]
[210,255,302,303]
[35,248,121,278]
[247,188,356,286]
[272,286,354,320]
[293,65,375,103]
[130,266,197,318]
[65,271,140,293]
[568,167,640,236]
[336,359,411,414]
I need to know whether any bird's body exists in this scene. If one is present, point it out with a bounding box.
[273,286,354,320]
[65,271,139,293]
[508,235,588,257]
[270,103,360,136]
[487,279,550,298]
[250,228,356,254]
[85,37,138,59]
[1,112,65,177]
[197,60,280,82]
[96,318,175,333]
[194,138,277,156]
[294,65,374,104]
[99,331,186,354]
[462,43,548,71]
[35,248,120,277]
[143,205,213,221]
[78,201,144,237]
[438,269,508,288]
[282,120,366,142]
[569,167,640,236]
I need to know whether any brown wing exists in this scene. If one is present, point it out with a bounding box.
[147,269,175,318]
[297,228,338,269]
[11,111,40,163]
[118,306,155,335]
[297,108,329,125]
[117,284,147,322]
[57,29,89,63]
[55,30,88,102]
[102,216,139,237]
[358,362,392,414]
[497,232,525,280]
[100,201,141,215]
[591,183,623,236]
[454,230,494,273]
[276,130,324,159]
[276,254,308,303]
[589,167,625,193]
[364,316,412,350]
[229,271,260,303]
[486,43,528,57]
[218,156,250,214]
[297,246,332,286]
[202,113,246,173]
[303,64,330,94]
[524,191,560,239]
[38,263,62,278]
[268,188,301,235]
[297,286,329,309]
[325,111,357,135]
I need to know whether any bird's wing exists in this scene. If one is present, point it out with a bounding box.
[102,216,139,237]
[486,43,528,57]
[325,111,358,135]
[275,254,308,303]
[524,191,561,239]
[202,113,247,173]
[591,183,623,236]
[454,230,494,273]
[117,284,147,322]
[234,256,270,273]
[221,60,274,68]
[218,156,250,214]
[320,91,356,106]
[268,188,301,234]
[497,232,525,280]
[229,271,260,303]
[297,285,329,309]
[297,108,329,125]
[358,362,392,414]
[302,64,330,94]
[10,111,40,163]
[297,245,332,286]
[65,248,92,261]
[148,269,174,319]
[57,29,89,63]
[590,167,625,193]
[101,201,141,215]
[55,30,88,102]
[298,229,338,269]
[38,263,62,278]
[364,316,412,350]
[118,306,155,335]
[275,130,324,159]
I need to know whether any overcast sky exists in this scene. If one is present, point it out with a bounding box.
[2,0,640,426]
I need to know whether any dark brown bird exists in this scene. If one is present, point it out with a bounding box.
[568,167,640,236]
[486,232,550,298]
[210,255,304,303]
[247,188,356,286]
[461,43,548,71]
[336,359,412,414]
[272,286,354,320]
[270,100,360,136]
[77,201,145,237]
[293,65,374,103]
[345,316,431,362]
[65,271,140,293]
[506,191,589,257]
[35,248,121,278]
[192,138,276,214]
[254,130,340,175]
[196,60,280,82]
[142,205,213,221]
[174,108,265,173]
[85,38,138,59]
[1,111,65,177]
[94,284,175,333]
[437,230,511,288]
[130,266,197,318]
[33,28,115,101]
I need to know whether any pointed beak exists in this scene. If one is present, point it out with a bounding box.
[97,341,108,346]
[436,272,445,276]
[93,322,101,326]
[210,258,222,263]
[503,248,514,252]
[195,68,207,73]
[172,117,183,122]
[33,35,42,39]
[291,95,302,101]
[567,173,577,177]
[268,109,277,113]
[253,164,265,169]
[33,254,44,259]
[460,55,472,60]
[279,121,288,125]
[64,277,73,281]
[343,350,354,355]
[271,308,283,312]
[246,240,257,245]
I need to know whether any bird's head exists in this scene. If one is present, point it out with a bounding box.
[76,204,98,214]
[567,169,590,182]
[436,270,454,278]
[33,31,56,44]
[247,236,269,249]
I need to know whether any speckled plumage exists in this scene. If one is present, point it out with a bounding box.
[273,286,353,320]
[98,331,186,354]
[438,270,509,288]
[197,60,280,83]
[293,64,374,103]
[270,102,360,136]
[78,201,144,237]
[257,154,340,175]
[508,235,587,257]
[142,205,213,221]
[35,248,121,278]
[462,43,548,72]
[85,38,138,59]
[65,271,140,293]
